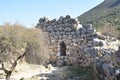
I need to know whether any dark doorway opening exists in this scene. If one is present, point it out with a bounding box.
[60,41,66,56]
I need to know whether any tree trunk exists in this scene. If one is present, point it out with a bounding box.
[0,52,26,80]
[6,71,12,80]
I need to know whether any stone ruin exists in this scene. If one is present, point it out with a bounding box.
[36,15,120,80]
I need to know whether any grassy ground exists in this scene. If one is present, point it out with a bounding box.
[59,66,97,80]
[26,66,98,80]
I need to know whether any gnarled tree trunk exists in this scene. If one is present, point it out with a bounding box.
[0,52,25,80]
[6,71,12,80]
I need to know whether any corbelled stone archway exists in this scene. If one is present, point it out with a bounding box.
[59,41,66,56]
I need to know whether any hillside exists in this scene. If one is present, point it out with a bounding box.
[78,0,120,29]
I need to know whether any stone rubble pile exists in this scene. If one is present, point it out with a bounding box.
[36,15,120,80]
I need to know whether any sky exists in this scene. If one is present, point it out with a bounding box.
[0,0,104,27]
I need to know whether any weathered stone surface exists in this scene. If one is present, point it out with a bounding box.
[36,15,120,79]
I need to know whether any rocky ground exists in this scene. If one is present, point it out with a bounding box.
[0,62,96,80]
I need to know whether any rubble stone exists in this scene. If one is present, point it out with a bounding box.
[35,15,120,79]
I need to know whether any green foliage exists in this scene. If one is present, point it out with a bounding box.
[96,23,119,37]
[78,0,120,38]
[19,78,24,80]
[59,66,97,80]
[118,28,120,39]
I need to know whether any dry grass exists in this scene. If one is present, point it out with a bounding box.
[96,23,119,37]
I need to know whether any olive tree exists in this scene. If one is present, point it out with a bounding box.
[0,24,50,80]
[25,28,50,65]
[0,25,28,80]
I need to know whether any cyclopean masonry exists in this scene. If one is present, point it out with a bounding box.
[35,15,120,79]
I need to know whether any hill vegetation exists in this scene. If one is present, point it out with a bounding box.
[78,0,120,38]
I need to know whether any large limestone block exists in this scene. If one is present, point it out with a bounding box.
[81,28,87,34]
[47,25,54,32]
[63,34,68,39]
[93,38,106,47]
[71,31,75,35]
[68,35,73,39]
[76,24,82,29]
[83,23,93,29]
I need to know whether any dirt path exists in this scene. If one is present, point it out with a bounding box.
[0,62,94,80]
[11,63,55,80]
[11,63,73,80]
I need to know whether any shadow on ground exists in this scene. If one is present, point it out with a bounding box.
[31,66,97,80]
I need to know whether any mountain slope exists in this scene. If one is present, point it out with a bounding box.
[78,0,120,29]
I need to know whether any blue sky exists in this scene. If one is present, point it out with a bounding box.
[0,0,104,27]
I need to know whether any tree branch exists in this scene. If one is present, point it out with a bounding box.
[9,60,14,66]
[11,52,26,71]
[17,52,25,61]
[0,60,9,74]
[0,52,26,74]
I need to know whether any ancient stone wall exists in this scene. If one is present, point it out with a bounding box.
[36,15,119,67]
